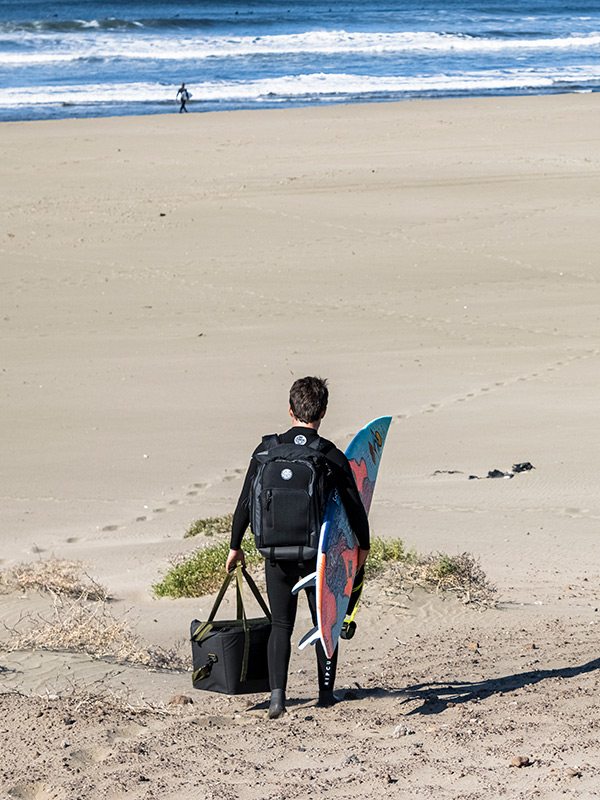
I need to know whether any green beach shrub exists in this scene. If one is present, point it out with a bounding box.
[364,536,415,577]
[154,513,494,606]
[154,537,262,598]
[154,533,414,599]
[184,513,234,539]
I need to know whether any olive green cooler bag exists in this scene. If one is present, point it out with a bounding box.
[190,565,271,695]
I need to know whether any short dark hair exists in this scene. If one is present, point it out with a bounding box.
[289,376,329,423]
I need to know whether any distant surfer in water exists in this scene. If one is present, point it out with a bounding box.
[176,82,190,113]
[226,377,370,719]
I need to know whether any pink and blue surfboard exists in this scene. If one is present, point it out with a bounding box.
[292,416,392,659]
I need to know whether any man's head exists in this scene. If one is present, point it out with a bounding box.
[289,376,328,425]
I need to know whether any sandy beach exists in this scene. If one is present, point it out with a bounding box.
[2,93,600,798]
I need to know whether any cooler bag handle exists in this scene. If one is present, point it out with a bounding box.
[202,564,270,622]
[234,564,251,683]
[192,572,241,642]
[191,569,236,641]
[240,566,272,621]
[234,566,272,684]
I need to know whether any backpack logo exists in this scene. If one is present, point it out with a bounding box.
[281,468,293,481]
[294,434,307,445]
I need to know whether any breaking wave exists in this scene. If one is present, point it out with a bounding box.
[2,67,599,107]
[1,29,600,67]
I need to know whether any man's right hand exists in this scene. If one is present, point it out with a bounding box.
[225,548,246,573]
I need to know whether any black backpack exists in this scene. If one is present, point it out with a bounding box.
[250,434,334,561]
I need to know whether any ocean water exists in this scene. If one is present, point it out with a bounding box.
[1,0,600,121]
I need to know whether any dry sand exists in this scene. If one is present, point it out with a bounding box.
[1,93,600,798]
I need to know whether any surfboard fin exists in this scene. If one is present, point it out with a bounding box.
[291,572,316,595]
[298,626,320,650]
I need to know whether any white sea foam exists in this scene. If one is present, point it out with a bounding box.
[1,29,600,66]
[1,66,599,107]
[76,19,100,29]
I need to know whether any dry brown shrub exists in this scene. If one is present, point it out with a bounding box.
[3,595,187,671]
[1,559,107,601]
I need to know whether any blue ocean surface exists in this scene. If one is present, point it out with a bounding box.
[1,0,600,121]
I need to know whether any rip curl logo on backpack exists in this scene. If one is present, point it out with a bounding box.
[281,468,293,481]
[294,434,307,445]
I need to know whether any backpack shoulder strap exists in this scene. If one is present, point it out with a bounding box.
[257,434,279,452]
[307,436,336,456]
[256,433,334,459]
[253,434,280,464]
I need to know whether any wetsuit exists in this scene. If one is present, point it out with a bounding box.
[177,88,189,112]
[230,426,369,693]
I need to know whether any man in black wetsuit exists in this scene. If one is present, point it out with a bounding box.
[176,82,189,112]
[225,376,369,719]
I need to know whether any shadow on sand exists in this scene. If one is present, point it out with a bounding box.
[342,656,600,715]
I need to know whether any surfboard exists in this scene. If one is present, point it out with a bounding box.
[293,416,392,659]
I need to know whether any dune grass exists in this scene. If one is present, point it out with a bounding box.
[406,551,494,605]
[155,512,495,606]
[184,513,234,539]
[155,537,494,604]
[0,558,108,601]
[154,537,262,598]
[0,560,186,669]
[3,595,186,669]
[364,536,415,577]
